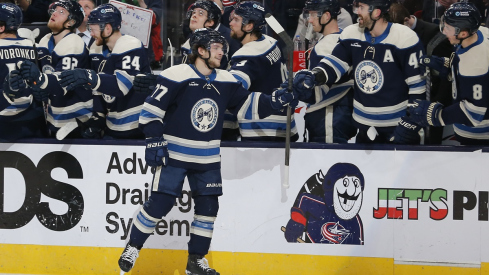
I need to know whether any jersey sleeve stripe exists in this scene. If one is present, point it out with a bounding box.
[115,70,134,95]
[460,100,487,126]
[229,70,251,89]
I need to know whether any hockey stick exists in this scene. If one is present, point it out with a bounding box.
[265,13,293,189]
[281,226,306,243]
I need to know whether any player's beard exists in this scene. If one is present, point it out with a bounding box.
[357,14,372,29]
[48,20,64,33]
[230,29,245,41]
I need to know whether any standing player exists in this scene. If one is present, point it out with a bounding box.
[410,2,489,145]
[293,0,426,143]
[16,0,91,138]
[228,1,297,141]
[301,0,356,143]
[117,28,298,274]
[58,3,151,139]
[0,3,46,141]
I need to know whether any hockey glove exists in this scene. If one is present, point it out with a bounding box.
[408,99,444,127]
[270,88,298,111]
[293,69,316,96]
[18,60,47,91]
[133,73,158,94]
[390,116,421,145]
[419,55,451,79]
[77,114,106,139]
[3,70,26,101]
[59,69,100,91]
[284,219,305,243]
[145,136,169,167]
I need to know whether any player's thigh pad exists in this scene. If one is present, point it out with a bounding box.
[151,165,187,197]
[187,169,223,197]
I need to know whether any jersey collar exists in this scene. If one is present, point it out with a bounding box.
[364,22,392,44]
[456,30,484,55]
[190,64,217,82]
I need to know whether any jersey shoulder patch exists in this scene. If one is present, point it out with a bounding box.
[112,35,143,55]
[54,33,86,56]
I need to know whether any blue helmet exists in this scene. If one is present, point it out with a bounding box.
[87,4,122,30]
[303,0,341,18]
[186,0,222,29]
[233,1,266,31]
[190,28,229,55]
[0,3,22,31]
[49,0,85,29]
[441,2,481,35]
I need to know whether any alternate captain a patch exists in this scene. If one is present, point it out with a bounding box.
[355,60,384,94]
[191,98,219,132]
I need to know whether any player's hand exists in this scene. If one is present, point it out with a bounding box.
[390,116,421,144]
[284,219,305,243]
[293,69,316,93]
[145,136,169,167]
[3,70,26,101]
[18,60,47,90]
[59,69,100,91]
[408,99,444,127]
[133,73,158,94]
[270,88,298,111]
[77,115,106,139]
[419,55,451,78]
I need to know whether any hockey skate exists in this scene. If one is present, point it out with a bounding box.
[185,254,220,275]
[118,243,140,273]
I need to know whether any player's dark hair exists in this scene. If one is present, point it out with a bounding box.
[188,44,201,64]
[0,21,16,35]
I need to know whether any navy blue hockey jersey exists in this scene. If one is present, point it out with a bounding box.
[443,28,489,143]
[228,34,297,140]
[37,33,92,133]
[315,23,426,130]
[89,35,151,138]
[139,64,282,170]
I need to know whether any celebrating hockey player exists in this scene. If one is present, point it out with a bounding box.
[58,3,151,139]
[117,28,299,274]
[227,1,297,141]
[0,3,46,141]
[292,0,427,144]
[411,2,489,145]
[15,0,91,138]
[300,0,356,143]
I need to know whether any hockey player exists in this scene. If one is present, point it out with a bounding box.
[182,0,240,70]
[16,0,91,138]
[0,3,46,141]
[228,1,298,141]
[117,28,298,274]
[301,0,356,143]
[410,2,489,145]
[292,0,427,144]
[58,3,151,139]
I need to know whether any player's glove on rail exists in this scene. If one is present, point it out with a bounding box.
[59,69,100,91]
[293,69,317,97]
[3,70,26,101]
[419,55,451,79]
[145,136,169,167]
[270,88,298,111]
[18,60,47,91]
[134,73,158,94]
[408,99,445,127]
[390,116,421,145]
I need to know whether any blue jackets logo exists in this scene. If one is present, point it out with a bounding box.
[191,98,218,132]
[355,60,384,94]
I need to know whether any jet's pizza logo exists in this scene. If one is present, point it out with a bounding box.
[283,163,364,245]
[0,151,84,231]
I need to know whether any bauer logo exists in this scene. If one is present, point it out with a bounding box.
[191,98,218,133]
[0,151,84,231]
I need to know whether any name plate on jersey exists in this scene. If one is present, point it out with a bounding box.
[108,0,153,48]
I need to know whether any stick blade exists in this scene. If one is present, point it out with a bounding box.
[264,13,285,34]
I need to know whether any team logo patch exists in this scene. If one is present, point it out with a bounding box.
[355,60,384,94]
[42,65,55,74]
[103,94,116,103]
[191,98,218,132]
[321,222,351,244]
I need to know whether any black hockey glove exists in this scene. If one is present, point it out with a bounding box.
[133,73,158,94]
[408,99,444,127]
[18,60,47,91]
[3,70,26,101]
[77,114,106,139]
[419,55,451,79]
[270,88,298,111]
[390,116,421,145]
[59,69,100,91]
[145,136,169,167]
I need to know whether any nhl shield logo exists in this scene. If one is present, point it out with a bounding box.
[191,98,218,132]
[355,60,384,94]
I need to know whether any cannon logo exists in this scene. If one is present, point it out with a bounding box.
[0,151,84,231]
